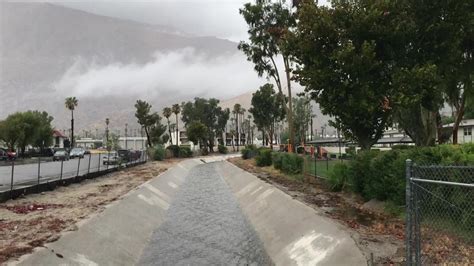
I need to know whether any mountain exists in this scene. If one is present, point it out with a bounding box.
[0,2,332,137]
[0,2,240,132]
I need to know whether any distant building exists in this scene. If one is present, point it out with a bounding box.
[76,138,103,149]
[52,129,68,148]
[118,136,147,150]
[443,119,474,144]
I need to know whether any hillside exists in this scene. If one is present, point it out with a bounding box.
[0,2,241,132]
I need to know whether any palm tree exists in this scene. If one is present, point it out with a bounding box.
[163,107,173,145]
[65,97,78,147]
[233,104,242,151]
[171,104,181,145]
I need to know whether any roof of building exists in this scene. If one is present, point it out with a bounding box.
[52,129,67,138]
[444,119,474,128]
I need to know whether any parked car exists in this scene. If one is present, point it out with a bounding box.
[117,149,131,162]
[0,148,17,161]
[0,149,8,161]
[53,150,70,161]
[69,147,85,159]
[103,152,119,165]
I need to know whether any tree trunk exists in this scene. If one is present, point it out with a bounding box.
[144,127,152,147]
[452,92,466,145]
[175,114,179,146]
[284,57,295,152]
[71,110,74,148]
[167,119,172,145]
[269,124,274,150]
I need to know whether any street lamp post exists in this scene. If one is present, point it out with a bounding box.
[105,118,109,150]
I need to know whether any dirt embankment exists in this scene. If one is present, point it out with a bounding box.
[0,160,179,264]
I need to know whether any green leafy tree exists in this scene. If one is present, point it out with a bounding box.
[171,104,181,145]
[187,121,209,154]
[65,97,78,147]
[181,98,229,152]
[239,0,297,151]
[292,96,312,146]
[134,100,167,147]
[0,113,24,151]
[163,107,173,145]
[293,1,395,149]
[32,111,54,152]
[0,111,53,155]
[106,133,121,151]
[249,83,285,149]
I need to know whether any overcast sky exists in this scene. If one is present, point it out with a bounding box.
[52,0,328,42]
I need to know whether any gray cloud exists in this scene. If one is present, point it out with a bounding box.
[53,48,265,99]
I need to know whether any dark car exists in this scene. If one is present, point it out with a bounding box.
[0,148,17,161]
[53,150,70,161]
[0,149,7,161]
[117,149,131,162]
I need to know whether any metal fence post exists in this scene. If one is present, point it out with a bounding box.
[10,160,15,199]
[414,176,421,266]
[87,154,92,175]
[405,159,413,265]
[98,154,101,172]
[37,156,41,191]
[60,159,64,181]
[314,151,317,177]
[106,151,110,170]
[76,156,81,177]
[326,155,329,171]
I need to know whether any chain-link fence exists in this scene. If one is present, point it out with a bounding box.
[0,150,148,201]
[303,154,349,179]
[406,160,474,265]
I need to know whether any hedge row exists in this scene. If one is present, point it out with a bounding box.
[165,145,193,158]
[272,152,304,174]
[329,144,474,206]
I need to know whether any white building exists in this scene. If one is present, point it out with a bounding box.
[444,119,474,144]
[76,138,103,149]
[118,136,147,150]
[52,129,68,148]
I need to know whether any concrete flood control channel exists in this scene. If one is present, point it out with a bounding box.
[11,156,366,266]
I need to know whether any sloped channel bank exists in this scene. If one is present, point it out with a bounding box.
[12,157,365,265]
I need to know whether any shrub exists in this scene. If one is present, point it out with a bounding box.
[241,145,258,159]
[272,152,284,170]
[166,145,180,157]
[296,146,305,154]
[328,163,350,191]
[153,145,166,161]
[255,148,272,166]
[179,146,193,158]
[218,144,228,154]
[280,153,304,174]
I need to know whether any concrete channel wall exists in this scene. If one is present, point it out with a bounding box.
[12,159,203,266]
[12,157,365,266]
[217,162,366,266]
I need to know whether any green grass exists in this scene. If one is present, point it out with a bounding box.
[303,156,347,178]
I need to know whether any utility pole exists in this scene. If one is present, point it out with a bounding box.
[125,123,128,150]
[105,118,109,150]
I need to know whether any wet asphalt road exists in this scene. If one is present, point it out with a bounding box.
[139,162,271,266]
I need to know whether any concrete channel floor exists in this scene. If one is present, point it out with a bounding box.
[139,163,271,265]
[12,157,366,266]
